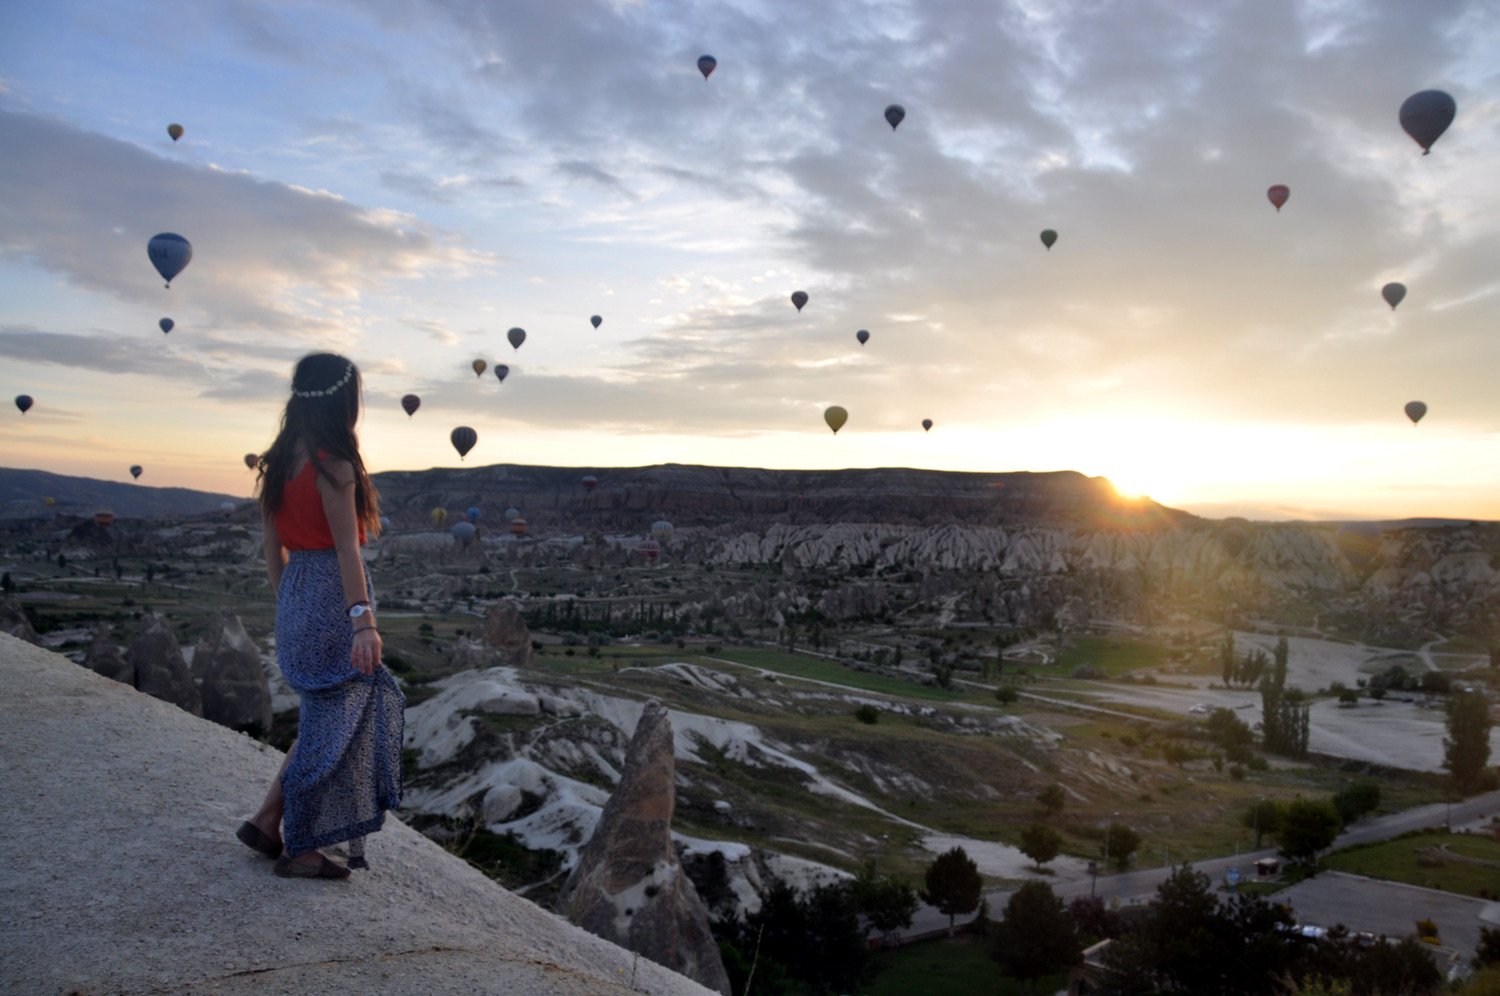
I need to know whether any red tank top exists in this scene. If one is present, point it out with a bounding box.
[275,457,366,552]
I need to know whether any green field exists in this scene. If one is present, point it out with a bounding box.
[1326,831,1500,898]
[1049,636,1172,678]
[863,933,1067,996]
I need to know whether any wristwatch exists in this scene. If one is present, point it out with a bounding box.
[349,603,373,621]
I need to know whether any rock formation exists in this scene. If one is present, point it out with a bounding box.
[190,612,272,735]
[126,614,202,717]
[482,598,534,668]
[560,700,731,995]
[84,624,132,684]
[0,596,38,644]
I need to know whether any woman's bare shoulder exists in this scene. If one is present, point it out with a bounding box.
[315,454,357,487]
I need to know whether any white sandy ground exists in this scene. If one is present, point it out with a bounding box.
[0,633,714,996]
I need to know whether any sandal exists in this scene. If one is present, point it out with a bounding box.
[274,853,351,880]
[236,820,283,860]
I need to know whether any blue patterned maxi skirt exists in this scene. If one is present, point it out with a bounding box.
[276,550,404,859]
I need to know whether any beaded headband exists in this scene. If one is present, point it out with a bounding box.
[291,362,354,399]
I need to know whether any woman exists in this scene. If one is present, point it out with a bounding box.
[236,352,404,879]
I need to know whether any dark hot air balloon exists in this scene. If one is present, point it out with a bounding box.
[884,104,905,130]
[450,426,477,460]
[697,55,717,79]
[507,327,526,350]
[921,419,933,432]
[1404,401,1427,424]
[1040,229,1058,250]
[15,395,33,415]
[243,453,258,470]
[401,394,420,417]
[856,329,869,345]
[94,509,116,528]
[129,465,142,480]
[159,317,174,334]
[791,290,808,312]
[509,517,528,537]
[1382,283,1406,310]
[147,233,192,287]
[590,314,602,329]
[472,358,487,377]
[1399,90,1456,155]
[1267,185,1290,211]
[824,406,848,434]
[581,475,598,491]
[505,506,520,520]
[494,364,509,383]
[167,123,184,141]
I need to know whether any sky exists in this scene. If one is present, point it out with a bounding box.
[1,0,1497,521]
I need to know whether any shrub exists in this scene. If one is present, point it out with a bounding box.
[1229,764,1247,780]
[853,704,880,725]
[994,685,1020,705]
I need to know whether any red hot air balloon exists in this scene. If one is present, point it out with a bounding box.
[791,291,808,312]
[1267,185,1290,212]
[94,509,116,528]
[581,475,598,491]
[697,55,717,79]
[638,539,660,564]
[450,426,477,460]
[401,394,420,417]
[509,517,528,537]
[243,453,258,470]
[15,395,33,414]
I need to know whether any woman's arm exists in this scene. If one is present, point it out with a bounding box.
[316,457,382,675]
[262,513,287,591]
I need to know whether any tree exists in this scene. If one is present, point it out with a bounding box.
[1103,821,1140,871]
[1331,782,1381,824]
[1206,707,1253,750]
[1444,690,1494,795]
[1220,631,1235,686]
[1019,823,1063,870]
[1474,925,1500,969]
[1278,797,1342,864]
[995,685,1019,705]
[990,881,1081,994]
[1242,799,1284,849]
[850,868,918,940]
[921,846,982,937]
[0,571,12,594]
[1037,783,1066,817]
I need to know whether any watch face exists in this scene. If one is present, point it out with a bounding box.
[349,604,370,618]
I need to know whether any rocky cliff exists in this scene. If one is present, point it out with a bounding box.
[0,633,714,995]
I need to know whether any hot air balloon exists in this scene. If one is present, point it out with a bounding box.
[1399,90,1456,155]
[431,507,449,527]
[167,123,184,142]
[472,359,487,378]
[505,506,521,520]
[1405,401,1427,424]
[147,233,192,287]
[791,291,808,312]
[507,327,526,350]
[466,507,481,523]
[509,517,528,537]
[884,104,905,130]
[220,501,236,519]
[452,521,477,545]
[1267,185,1290,212]
[856,329,870,346]
[401,394,421,417]
[94,509,116,528]
[243,453,258,470]
[159,317,174,334]
[1040,229,1058,250]
[581,475,598,492]
[44,497,55,507]
[651,519,674,541]
[921,419,933,432]
[824,406,848,434]
[494,364,509,383]
[129,465,143,480]
[451,426,477,460]
[378,515,391,535]
[15,395,33,415]
[1382,282,1407,310]
[698,55,717,79]
[590,315,602,329]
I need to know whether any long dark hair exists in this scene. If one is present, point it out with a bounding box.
[255,352,381,536]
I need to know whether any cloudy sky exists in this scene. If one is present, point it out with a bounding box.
[1,0,1497,519]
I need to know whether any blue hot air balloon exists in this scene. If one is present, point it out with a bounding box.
[466,507,481,523]
[159,318,174,334]
[147,233,193,287]
[451,521,477,545]
[697,55,717,79]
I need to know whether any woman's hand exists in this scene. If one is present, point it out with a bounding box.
[352,626,382,675]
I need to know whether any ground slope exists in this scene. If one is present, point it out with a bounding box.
[0,633,712,996]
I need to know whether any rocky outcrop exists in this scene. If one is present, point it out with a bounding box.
[126,614,202,717]
[190,612,272,735]
[482,599,534,668]
[560,701,731,995]
[0,596,38,644]
[84,624,131,684]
